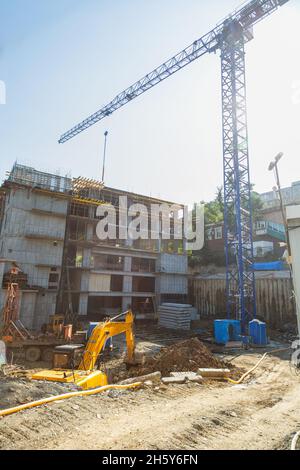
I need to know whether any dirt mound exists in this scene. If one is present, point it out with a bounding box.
[148,338,227,375]
[129,337,229,377]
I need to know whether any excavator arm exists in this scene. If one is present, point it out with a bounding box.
[79,310,135,371]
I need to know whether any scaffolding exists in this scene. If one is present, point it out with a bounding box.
[1,282,31,340]
[72,176,105,205]
[6,163,72,194]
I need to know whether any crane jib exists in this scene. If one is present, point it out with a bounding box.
[58,0,289,144]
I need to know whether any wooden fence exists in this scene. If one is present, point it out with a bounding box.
[189,277,295,327]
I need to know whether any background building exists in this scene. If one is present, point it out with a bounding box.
[260,181,300,209]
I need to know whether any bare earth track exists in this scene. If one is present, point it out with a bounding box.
[1,349,300,450]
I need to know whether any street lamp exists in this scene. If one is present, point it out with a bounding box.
[102,131,109,183]
[268,152,284,171]
[268,152,291,259]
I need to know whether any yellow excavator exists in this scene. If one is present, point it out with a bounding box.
[32,310,136,390]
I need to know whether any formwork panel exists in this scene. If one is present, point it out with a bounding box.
[158,253,188,274]
[159,274,188,295]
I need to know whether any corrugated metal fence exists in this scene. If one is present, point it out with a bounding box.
[189,277,295,327]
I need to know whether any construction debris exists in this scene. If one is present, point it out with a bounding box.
[161,376,186,385]
[170,371,197,380]
[162,371,204,385]
[119,371,161,386]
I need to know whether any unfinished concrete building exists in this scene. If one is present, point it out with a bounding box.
[0,163,188,330]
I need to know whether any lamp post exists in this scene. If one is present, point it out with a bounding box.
[102,131,109,183]
[268,152,291,259]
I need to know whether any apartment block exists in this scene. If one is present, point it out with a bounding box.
[0,164,188,330]
[260,181,300,209]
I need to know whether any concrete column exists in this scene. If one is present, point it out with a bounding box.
[122,274,132,311]
[79,293,88,316]
[122,296,132,311]
[86,223,94,241]
[80,271,90,291]
[123,275,132,293]
[124,256,132,272]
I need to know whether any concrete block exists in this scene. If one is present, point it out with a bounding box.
[170,371,197,380]
[119,371,161,385]
[162,376,186,385]
[197,368,230,378]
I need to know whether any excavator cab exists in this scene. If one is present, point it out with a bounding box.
[32,310,137,390]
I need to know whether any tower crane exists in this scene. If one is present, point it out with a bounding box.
[58,0,290,333]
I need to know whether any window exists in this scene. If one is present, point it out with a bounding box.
[132,257,155,273]
[255,221,266,230]
[93,254,124,271]
[206,228,213,240]
[48,268,59,290]
[215,227,223,240]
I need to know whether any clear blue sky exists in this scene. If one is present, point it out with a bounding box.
[0,0,299,205]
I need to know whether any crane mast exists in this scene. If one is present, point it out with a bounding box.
[221,21,256,330]
[59,0,290,332]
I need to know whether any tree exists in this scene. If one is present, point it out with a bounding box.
[204,185,263,225]
[250,190,264,222]
[188,185,264,268]
[203,186,224,224]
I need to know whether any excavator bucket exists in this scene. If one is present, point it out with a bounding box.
[125,351,145,367]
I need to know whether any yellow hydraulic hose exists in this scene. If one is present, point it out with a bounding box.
[226,348,289,385]
[0,382,142,418]
[226,353,268,384]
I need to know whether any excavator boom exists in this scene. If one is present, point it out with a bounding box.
[79,310,135,371]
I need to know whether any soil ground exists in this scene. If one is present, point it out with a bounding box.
[0,322,300,450]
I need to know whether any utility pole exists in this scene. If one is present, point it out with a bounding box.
[268,152,292,259]
[102,131,109,183]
